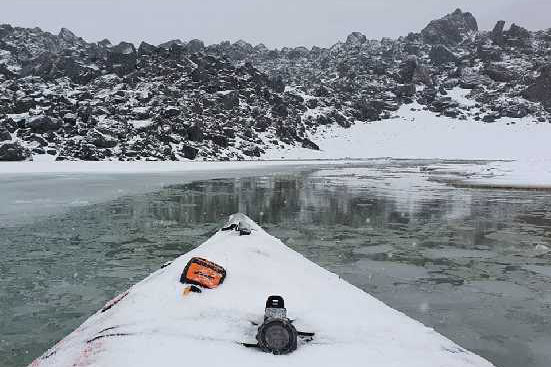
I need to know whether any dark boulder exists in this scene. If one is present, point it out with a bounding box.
[491,20,506,45]
[187,123,204,142]
[0,129,12,141]
[477,44,502,62]
[400,55,418,83]
[57,56,100,84]
[185,39,205,53]
[26,115,61,133]
[163,106,180,118]
[346,32,367,45]
[353,100,382,121]
[268,75,285,93]
[0,141,31,161]
[429,45,457,65]
[210,134,229,147]
[394,84,416,98]
[504,24,532,48]
[13,98,36,113]
[523,64,551,108]
[460,68,492,89]
[287,47,309,60]
[77,104,92,123]
[138,41,158,56]
[0,24,14,38]
[158,39,184,49]
[75,143,102,161]
[58,27,80,43]
[412,65,433,86]
[168,43,186,59]
[98,39,112,48]
[421,9,478,46]
[108,42,137,76]
[86,129,118,148]
[418,88,438,105]
[482,113,499,123]
[217,90,240,109]
[3,118,18,133]
[272,103,288,118]
[301,138,320,150]
[484,64,515,82]
[503,105,529,118]
[242,145,262,157]
[181,145,198,159]
[62,113,78,124]
[275,122,297,143]
[222,127,235,138]
[254,117,271,132]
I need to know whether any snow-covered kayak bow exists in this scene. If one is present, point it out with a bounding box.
[31,214,494,367]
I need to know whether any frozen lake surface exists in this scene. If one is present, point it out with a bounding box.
[1,161,550,367]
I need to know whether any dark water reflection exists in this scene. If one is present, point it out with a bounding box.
[1,167,551,367]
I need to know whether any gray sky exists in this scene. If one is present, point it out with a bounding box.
[1,0,550,48]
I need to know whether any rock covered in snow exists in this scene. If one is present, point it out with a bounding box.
[421,8,478,46]
[0,8,550,162]
[429,45,457,65]
[346,32,367,45]
[0,141,31,161]
[523,64,551,109]
[26,115,62,133]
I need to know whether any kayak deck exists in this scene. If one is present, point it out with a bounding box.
[31,214,494,367]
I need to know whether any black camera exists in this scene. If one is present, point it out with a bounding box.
[255,295,298,355]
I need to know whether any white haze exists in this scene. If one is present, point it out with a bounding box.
[1,0,550,48]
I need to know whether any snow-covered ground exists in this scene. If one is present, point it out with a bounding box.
[265,101,550,161]
[30,215,494,367]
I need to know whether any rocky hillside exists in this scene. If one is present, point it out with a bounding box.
[1,9,550,161]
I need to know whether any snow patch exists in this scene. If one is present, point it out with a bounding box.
[129,119,154,129]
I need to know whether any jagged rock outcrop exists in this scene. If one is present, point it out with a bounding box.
[491,21,506,45]
[421,9,478,46]
[429,45,457,65]
[346,32,367,45]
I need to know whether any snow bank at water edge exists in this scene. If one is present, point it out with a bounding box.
[263,100,551,161]
[0,159,371,175]
[425,159,551,190]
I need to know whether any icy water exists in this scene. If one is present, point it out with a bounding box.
[1,163,551,367]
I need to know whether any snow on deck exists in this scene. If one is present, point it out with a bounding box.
[31,216,494,367]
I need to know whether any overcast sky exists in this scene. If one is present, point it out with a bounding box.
[1,0,550,48]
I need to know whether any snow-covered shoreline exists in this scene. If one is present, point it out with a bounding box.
[3,157,551,190]
[0,159,371,175]
[264,100,551,162]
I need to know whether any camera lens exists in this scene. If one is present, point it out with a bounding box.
[256,319,297,355]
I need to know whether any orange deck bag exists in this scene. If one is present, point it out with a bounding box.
[180,257,226,289]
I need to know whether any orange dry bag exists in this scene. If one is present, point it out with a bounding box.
[180,257,226,289]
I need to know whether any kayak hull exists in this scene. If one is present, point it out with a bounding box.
[31,214,494,367]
